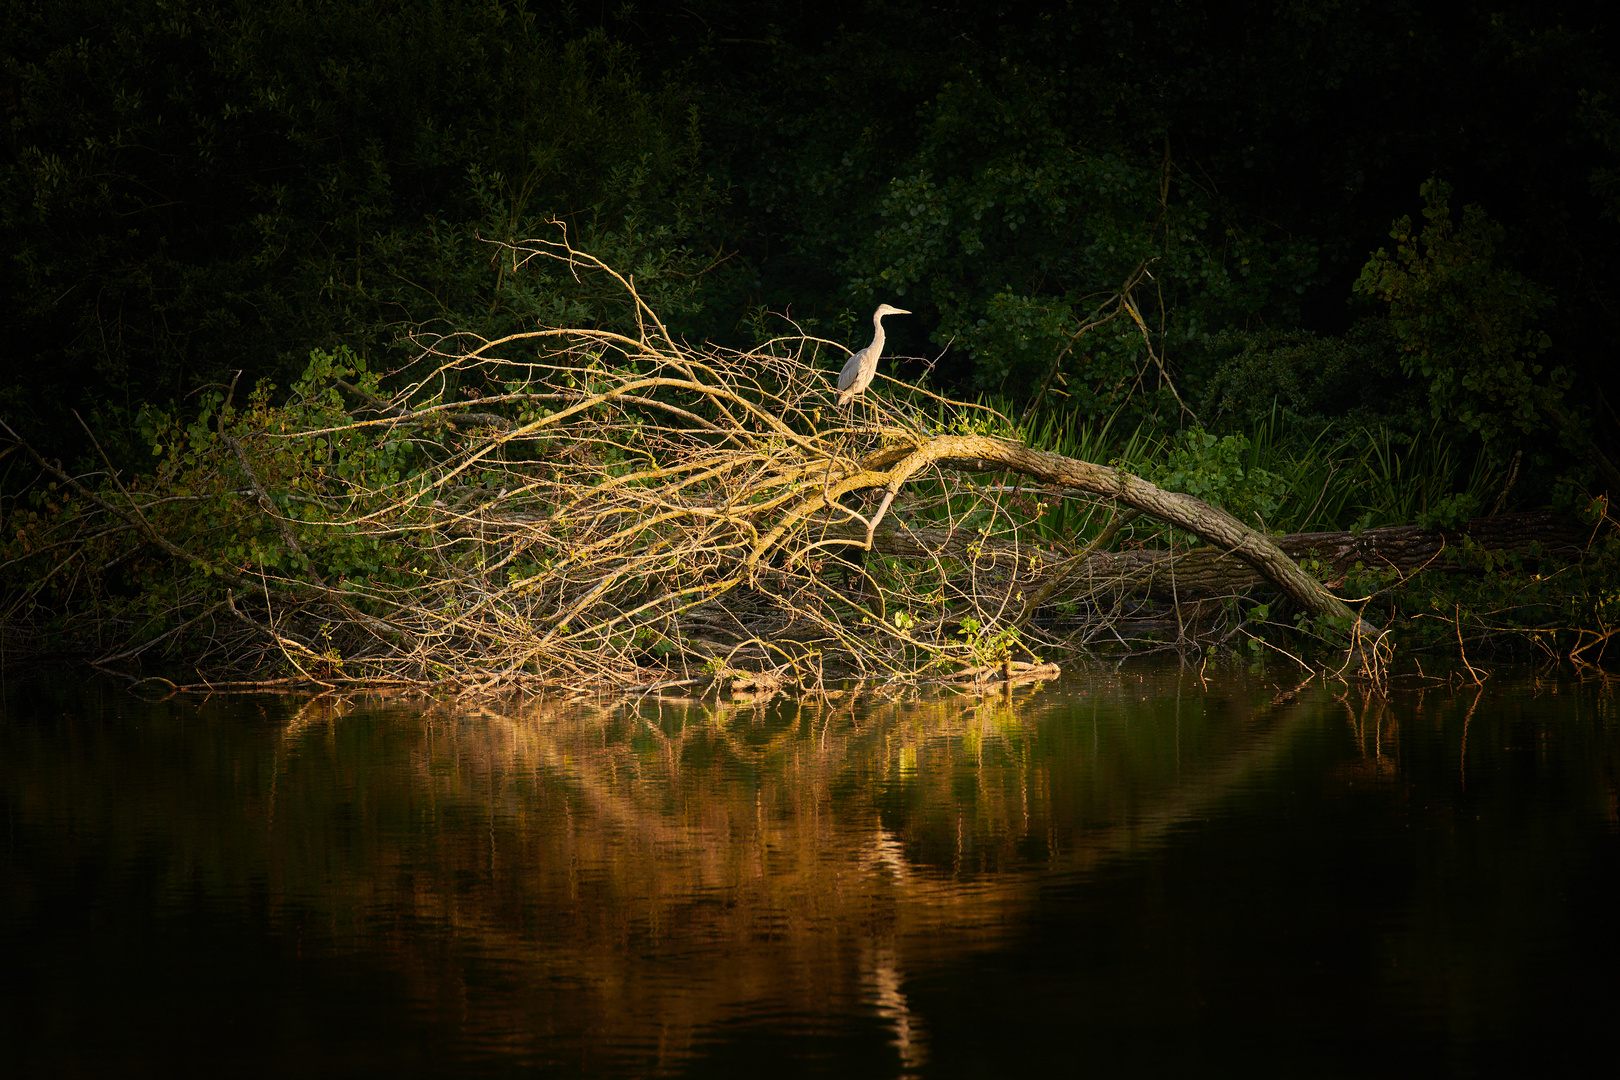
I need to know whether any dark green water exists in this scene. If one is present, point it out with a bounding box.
[2,667,1616,1077]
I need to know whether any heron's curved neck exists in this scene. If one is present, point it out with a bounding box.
[870,310,889,351]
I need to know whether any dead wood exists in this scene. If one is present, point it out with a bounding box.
[818,435,1380,661]
[1,236,1392,690]
[845,510,1590,603]
[1083,511,1592,598]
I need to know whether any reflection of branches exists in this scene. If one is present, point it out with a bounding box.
[208,673,1323,1073]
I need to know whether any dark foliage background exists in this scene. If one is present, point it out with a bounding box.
[4,0,1617,500]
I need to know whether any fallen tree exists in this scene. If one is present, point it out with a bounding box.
[1091,511,1591,596]
[789,433,1383,656]
[846,511,1591,601]
[0,240,1388,692]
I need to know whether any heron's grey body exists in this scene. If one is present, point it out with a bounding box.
[836,303,911,406]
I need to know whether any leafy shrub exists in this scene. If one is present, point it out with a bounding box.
[1141,427,1290,535]
[1199,320,1421,432]
[1354,178,1563,447]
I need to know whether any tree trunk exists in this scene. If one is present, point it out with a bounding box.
[852,510,1590,602]
[841,435,1381,653]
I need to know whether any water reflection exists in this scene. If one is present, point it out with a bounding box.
[2,669,1617,1075]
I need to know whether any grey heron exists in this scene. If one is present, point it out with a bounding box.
[836,303,911,406]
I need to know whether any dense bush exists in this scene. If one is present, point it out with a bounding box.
[1,0,724,459]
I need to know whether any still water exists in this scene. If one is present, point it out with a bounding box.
[2,667,1617,1076]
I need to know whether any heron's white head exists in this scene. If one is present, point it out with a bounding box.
[874,303,911,318]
